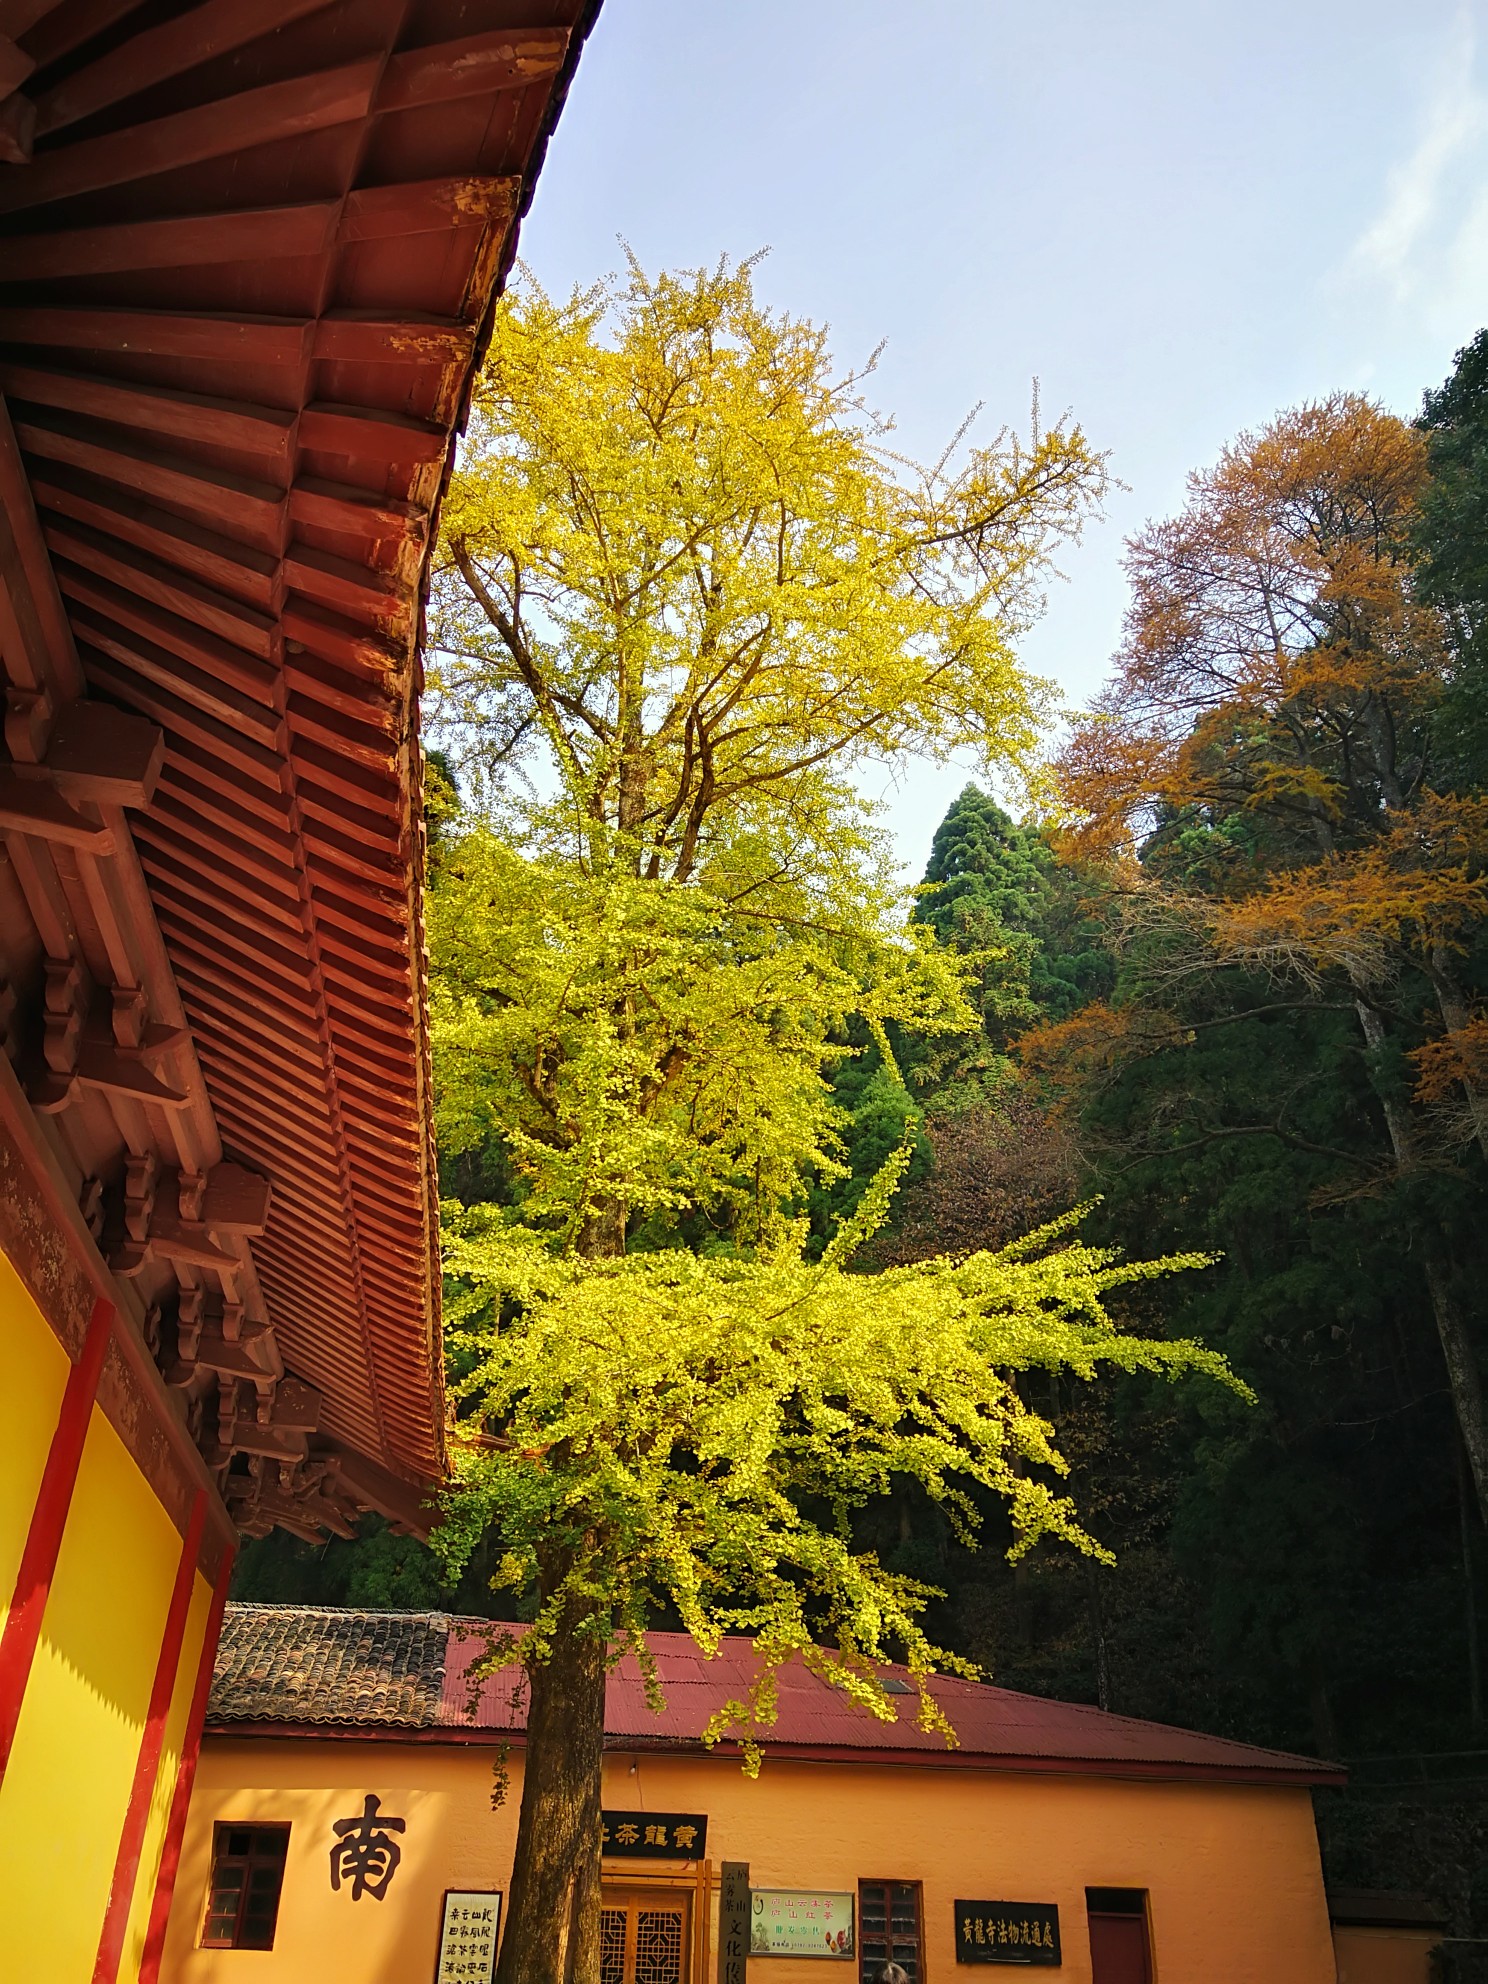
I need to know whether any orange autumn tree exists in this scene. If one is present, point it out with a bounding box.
[1057,393,1488,1514]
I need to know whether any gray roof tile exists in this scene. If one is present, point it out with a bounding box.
[210,1604,449,1727]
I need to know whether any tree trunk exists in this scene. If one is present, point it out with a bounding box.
[1306,1660,1340,1759]
[497,1602,608,1984]
[1354,997,1488,1524]
[1459,1439,1484,1733]
[1422,1251,1488,1527]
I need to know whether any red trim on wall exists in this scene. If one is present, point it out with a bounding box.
[92,1488,209,1984]
[0,1293,113,1778]
[136,1538,234,1984]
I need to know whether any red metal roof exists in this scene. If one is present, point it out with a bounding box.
[204,1609,1342,1786]
[0,2,599,1538]
[443,1628,1342,1785]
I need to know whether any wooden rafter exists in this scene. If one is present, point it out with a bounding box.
[0,0,602,1541]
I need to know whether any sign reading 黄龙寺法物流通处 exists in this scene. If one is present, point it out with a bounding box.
[953,1901,1061,1965]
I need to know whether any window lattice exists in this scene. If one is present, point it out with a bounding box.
[635,1907,685,1984]
[600,1909,627,1984]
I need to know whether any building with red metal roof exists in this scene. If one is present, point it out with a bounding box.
[157,1604,1350,1983]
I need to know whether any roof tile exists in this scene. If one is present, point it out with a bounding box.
[207,1606,1342,1784]
[210,1603,448,1727]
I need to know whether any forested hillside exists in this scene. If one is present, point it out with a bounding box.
[235,313,1488,1929]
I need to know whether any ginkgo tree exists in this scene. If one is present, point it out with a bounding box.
[426,255,1230,1984]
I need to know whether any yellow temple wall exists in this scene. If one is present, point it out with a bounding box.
[0,1142,231,1984]
[163,1735,1339,1984]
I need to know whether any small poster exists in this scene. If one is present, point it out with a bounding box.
[750,1889,854,1959]
[600,1810,708,1859]
[954,1900,1060,1966]
[435,1889,501,1983]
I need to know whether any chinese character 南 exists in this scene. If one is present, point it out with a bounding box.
[329,1792,406,1900]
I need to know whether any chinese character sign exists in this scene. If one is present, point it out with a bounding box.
[953,1901,1061,1966]
[599,1810,708,1860]
[718,1861,750,1984]
[750,1890,854,1959]
[436,1889,502,1984]
[329,1793,406,1901]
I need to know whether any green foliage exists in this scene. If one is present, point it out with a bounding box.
[915,785,1112,1028]
[1418,328,1488,784]
[232,1517,452,1611]
[429,824,970,1250]
[436,1159,1227,1762]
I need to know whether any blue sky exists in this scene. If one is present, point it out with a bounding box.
[517,0,1488,876]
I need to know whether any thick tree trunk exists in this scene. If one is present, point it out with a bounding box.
[497,1602,608,1984]
[1354,997,1488,1524]
[499,1192,626,1982]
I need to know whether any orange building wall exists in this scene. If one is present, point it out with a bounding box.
[1332,1924,1440,1984]
[162,1737,1337,1984]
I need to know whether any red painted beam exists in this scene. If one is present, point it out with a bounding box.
[92,1488,209,1984]
[0,1294,113,1777]
[136,1543,234,1984]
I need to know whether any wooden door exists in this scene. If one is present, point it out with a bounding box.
[599,1888,690,1984]
[1088,1912,1152,1984]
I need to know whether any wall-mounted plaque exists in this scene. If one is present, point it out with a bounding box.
[718,1861,750,1984]
[750,1889,854,1958]
[600,1810,708,1860]
[954,1901,1060,1966]
[435,1890,501,1984]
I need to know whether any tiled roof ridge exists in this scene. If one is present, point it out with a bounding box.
[225,1603,457,1618]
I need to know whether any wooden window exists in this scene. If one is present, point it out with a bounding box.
[1086,1889,1151,1984]
[201,1823,290,1950]
[858,1880,923,1982]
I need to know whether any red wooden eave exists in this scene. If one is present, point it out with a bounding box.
[0,0,602,1536]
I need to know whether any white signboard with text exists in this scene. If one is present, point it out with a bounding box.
[750,1889,855,1958]
[435,1889,501,1984]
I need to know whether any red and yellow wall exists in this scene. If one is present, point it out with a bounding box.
[0,1111,234,1984]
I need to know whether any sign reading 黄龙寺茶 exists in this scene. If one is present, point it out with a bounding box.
[600,1810,707,1859]
[435,1890,501,1984]
[954,1901,1061,1965]
[750,1889,854,1958]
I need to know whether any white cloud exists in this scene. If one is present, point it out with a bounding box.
[1342,8,1488,326]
